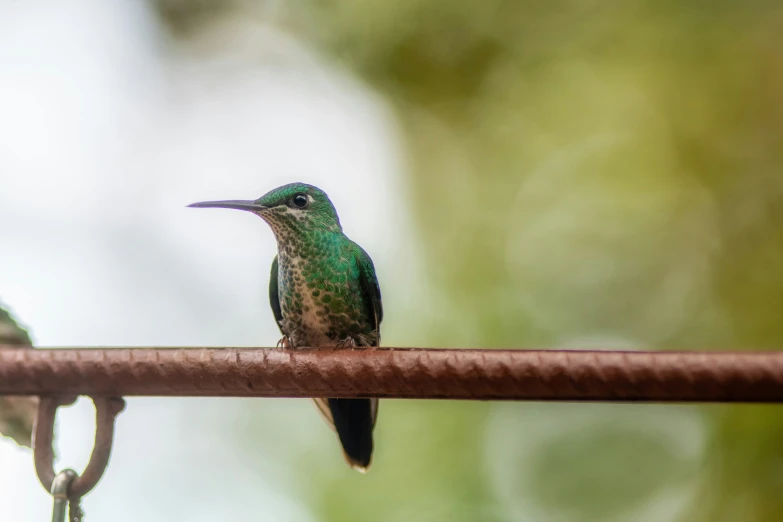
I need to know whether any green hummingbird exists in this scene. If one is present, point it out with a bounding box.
[189,182,382,472]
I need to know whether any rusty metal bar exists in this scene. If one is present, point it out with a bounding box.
[2,347,783,402]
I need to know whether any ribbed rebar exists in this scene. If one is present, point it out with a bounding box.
[2,347,783,402]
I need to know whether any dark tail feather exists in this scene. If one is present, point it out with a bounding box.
[327,398,374,472]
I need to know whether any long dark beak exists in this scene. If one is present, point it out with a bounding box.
[187,200,266,212]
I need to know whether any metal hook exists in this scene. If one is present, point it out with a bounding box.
[50,469,77,522]
[33,396,126,498]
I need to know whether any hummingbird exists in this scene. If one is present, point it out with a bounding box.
[189,183,382,472]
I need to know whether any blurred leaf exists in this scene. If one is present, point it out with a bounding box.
[0,302,38,447]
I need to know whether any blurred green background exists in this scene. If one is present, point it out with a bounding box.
[159,1,783,520]
[4,1,783,520]
[262,3,783,520]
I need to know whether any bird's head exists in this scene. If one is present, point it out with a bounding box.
[188,182,343,237]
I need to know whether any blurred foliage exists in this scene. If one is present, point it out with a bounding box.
[157,2,783,521]
[0,303,37,447]
[0,304,31,346]
[155,0,241,37]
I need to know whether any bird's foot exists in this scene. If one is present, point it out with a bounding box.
[334,337,357,350]
[276,336,292,349]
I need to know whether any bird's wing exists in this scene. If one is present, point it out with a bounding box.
[269,255,284,333]
[353,243,383,342]
[355,243,382,429]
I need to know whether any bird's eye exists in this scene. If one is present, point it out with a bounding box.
[292,193,309,209]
